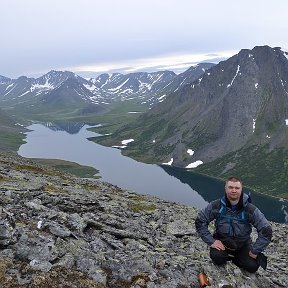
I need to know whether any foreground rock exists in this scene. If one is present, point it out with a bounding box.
[0,152,287,287]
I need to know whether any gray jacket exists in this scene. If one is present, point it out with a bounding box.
[195,193,272,254]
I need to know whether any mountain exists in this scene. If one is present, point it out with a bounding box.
[87,63,214,107]
[102,46,288,198]
[0,75,12,85]
[0,64,215,119]
[89,71,176,105]
[156,63,215,96]
[0,71,109,118]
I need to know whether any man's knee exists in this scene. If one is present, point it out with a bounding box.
[242,261,259,273]
[210,248,228,265]
[233,256,259,273]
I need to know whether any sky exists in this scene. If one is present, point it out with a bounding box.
[1,0,288,79]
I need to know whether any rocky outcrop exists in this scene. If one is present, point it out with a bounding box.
[0,151,287,287]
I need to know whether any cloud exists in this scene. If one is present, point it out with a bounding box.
[1,0,288,78]
[70,50,237,76]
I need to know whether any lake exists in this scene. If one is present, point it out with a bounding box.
[18,123,288,223]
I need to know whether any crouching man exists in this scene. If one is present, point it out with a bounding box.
[195,176,272,273]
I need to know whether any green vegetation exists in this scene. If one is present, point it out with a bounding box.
[44,184,69,194]
[195,145,288,199]
[0,107,30,152]
[0,130,26,152]
[126,193,158,213]
[128,202,157,213]
[13,163,45,173]
[30,159,99,179]
[12,159,98,179]
[86,101,147,134]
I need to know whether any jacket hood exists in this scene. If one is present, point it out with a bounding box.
[242,193,251,206]
[223,192,251,211]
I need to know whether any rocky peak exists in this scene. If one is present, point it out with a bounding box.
[0,75,12,84]
[129,46,288,163]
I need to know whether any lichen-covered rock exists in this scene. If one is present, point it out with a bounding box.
[0,151,287,287]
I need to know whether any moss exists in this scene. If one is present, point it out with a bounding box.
[127,194,148,201]
[32,159,99,179]
[128,202,157,213]
[0,259,18,287]
[14,164,44,173]
[29,266,105,288]
[0,175,7,181]
[44,184,68,194]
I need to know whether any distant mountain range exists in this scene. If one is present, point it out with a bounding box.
[1,45,288,198]
[0,63,214,117]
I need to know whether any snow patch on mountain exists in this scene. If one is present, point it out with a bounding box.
[185,160,203,168]
[158,95,166,102]
[5,83,14,91]
[253,119,256,132]
[108,78,130,92]
[30,82,54,92]
[162,158,173,165]
[83,83,98,92]
[187,149,194,156]
[121,139,134,145]
[227,65,240,88]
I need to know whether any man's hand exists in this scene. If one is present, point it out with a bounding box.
[211,240,225,251]
[249,251,257,259]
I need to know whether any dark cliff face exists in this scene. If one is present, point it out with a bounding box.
[185,46,288,163]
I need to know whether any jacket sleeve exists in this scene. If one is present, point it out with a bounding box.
[249,207,273,254]
[195,202,217,246]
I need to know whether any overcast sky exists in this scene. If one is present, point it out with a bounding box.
[1,0,288,79]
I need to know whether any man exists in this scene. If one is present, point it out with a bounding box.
[195,176,272,273]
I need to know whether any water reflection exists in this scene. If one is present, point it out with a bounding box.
[160,165,288,223]
[42,121,95,134]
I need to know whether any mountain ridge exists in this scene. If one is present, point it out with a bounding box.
[0,63,215,118]
[98,45,288,198]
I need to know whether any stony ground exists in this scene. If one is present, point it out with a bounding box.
[0,151,287,288]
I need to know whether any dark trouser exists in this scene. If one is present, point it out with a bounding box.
[210,243,259,273]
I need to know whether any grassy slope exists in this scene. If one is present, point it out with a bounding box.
[30,158,99,178]
[0,110,27,151]
[0,130,26,152]
[195,145,288,199]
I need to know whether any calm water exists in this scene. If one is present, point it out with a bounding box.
[18,123,288,223]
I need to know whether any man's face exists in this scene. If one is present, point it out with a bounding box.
[225,180,242,202]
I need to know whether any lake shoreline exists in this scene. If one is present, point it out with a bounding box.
[17,123,288,223]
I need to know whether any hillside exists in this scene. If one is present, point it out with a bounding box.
[0,108,27,151]
[95,46,288,199]
[0,151,287,287]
